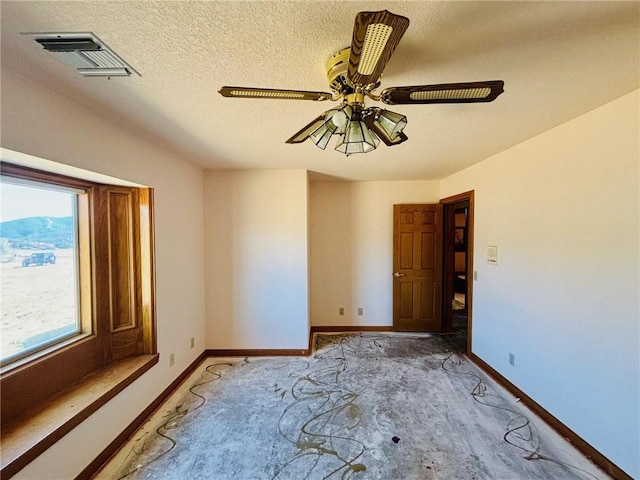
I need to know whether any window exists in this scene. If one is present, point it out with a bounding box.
[0,162,156,423]
[0,179,85,365]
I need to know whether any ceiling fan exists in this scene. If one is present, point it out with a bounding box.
[219,10,504,155]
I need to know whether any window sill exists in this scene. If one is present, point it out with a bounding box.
[1,354,159,479]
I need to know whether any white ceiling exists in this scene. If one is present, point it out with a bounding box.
[1,1,638,181]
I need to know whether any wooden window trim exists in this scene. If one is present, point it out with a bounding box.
[0,162,157,478]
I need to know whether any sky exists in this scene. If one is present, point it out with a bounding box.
[0,180,75,222]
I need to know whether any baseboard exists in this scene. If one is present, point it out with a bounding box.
[467,352,632,480]
[311,325,394,333]
[205,328,394,358]
[205,348,310,357]
[77,351,208,480]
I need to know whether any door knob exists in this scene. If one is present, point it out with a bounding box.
[393,272,406,277]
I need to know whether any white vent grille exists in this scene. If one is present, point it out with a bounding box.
[56,51,97,69]
[27,32,140,77]
[83,50,124,68]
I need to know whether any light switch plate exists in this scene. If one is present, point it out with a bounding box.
[487,245,498,265]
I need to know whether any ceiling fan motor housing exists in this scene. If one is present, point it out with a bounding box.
[327,48,381,97]
[327,48,351,94]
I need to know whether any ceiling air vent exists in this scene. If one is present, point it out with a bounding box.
[28,32,140,77]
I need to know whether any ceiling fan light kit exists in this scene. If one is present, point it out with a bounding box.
[306,103,406,155]
[335,106,381,155]
[218,10,505,156]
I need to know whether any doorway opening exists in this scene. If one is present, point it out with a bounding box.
[441,191,474,354]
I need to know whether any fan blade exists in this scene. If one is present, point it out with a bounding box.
[347,10,410,88]
[380,80,505,105]
[285,114,326,144]
[219,86,333,101]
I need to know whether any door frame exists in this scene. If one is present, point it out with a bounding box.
[440,190,474,354]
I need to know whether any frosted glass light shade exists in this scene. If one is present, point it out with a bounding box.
[335,118,380,155]
[310,104,354,150]
[325,105,352,134]
[375,109,407,140]
[309,122,336,150]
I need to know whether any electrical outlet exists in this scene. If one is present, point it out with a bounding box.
[357,307,363,316]
[509,352,515,366]
[339,307,344,315]
[190,337,195,349]
[169,353,175,367]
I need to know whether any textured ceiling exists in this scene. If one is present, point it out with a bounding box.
[1,1,638,181]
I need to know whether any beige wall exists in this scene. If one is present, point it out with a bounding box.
[1,67,207,479]
[204,169,310,349]
[441,90,640,478]
[310,180,440,326]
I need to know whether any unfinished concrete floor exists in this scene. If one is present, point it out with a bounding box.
[96,333,607,480]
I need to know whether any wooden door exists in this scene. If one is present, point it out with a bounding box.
[393,204,443,331]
